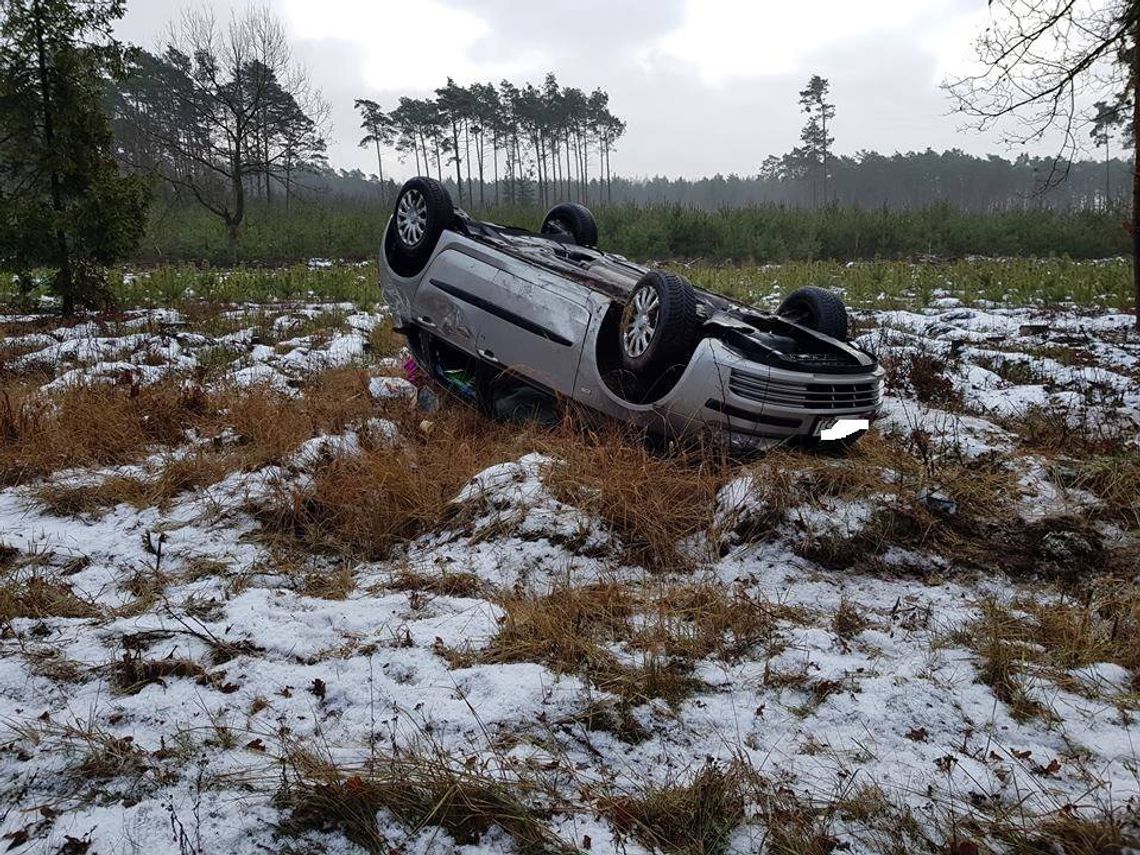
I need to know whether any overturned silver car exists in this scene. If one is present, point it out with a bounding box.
[380,177,883,450]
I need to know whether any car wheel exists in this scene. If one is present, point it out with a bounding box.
[620,270,699,376]
[385,177,455,277]
[540,203,598,247]
[777,287,849,340]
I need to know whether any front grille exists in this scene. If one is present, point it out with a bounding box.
[781,351,856,369]
[729,369,880,411]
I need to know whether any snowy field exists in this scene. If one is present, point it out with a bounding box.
[0,294,1138,854]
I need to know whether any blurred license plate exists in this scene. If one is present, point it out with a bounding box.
[816,418,869,441]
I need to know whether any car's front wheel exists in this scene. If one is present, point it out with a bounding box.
[620,270,699,376]
[385,177,455,277]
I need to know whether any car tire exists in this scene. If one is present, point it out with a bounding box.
[540,203,598,247]
[385,177,455,277]
[620,270,699,376]
[777,287,849,340]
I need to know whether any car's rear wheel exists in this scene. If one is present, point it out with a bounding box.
[385,177,455,277]
[540,203,598,247]
[777,287,849,340]
[620,270,699,376]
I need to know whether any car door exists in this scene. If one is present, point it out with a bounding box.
[409,248,495,355]
[460,269,590,396]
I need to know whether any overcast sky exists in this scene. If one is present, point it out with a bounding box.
[115,0,1051,180]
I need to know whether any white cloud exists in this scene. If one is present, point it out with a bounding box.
[116,0,1038,178]
[655,0,935,82]
[656,0,994,86]
[280,0,529,89]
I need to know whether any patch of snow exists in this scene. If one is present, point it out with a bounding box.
[229,362,292,394]
[369,375,417,400]
[876,395,1014,460]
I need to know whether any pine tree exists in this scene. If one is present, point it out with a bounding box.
[0,0,150,314]
[798,75,835,207]
[354,98,393,197]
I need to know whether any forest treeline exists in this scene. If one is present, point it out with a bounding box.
[309,148,1133,214]
[102,10,1128,227]
[618,150,1131,212]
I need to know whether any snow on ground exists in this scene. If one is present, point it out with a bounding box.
[0,301,1138,854]
[1,304,386,395]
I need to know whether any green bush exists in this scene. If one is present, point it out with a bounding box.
[133,199,1131,267]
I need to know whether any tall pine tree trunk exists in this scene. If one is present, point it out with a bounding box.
[1133,22,1140,329]
[451,121,462,202]
[565,133,572,202]
[822,110,829,206]
[228,152,245,260]
[464,122,473,206]
[375,139,385,200]
[477,131,485,207]
[492,136,499,206]
[32,0,73,315]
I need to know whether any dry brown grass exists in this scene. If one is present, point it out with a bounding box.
[33,477,151,517]
[1003,809,1140,854]
[33,451,235,517]
[251,403,545,559]
[759,794,841,855]
[1059,451,1140,532]
[880,349,964,410]
[467,583,634,675]
[601,657,707,708]
[0,380,211,486]
[562,697,651,743]
[391,567,484,598]
[208,368,377,468]
[448,581,808,708]
[750,782,936,855]
[9,716,179,795]
[602,762,749,855]
[969,602,1057,722]
[727,430,1021,572]
[111,649,210,695]
[0,364,395,492]
[443,583,707,706]
[367,317,404,357]
[0,571,103,622]
[257,450,453,559]
[959,585,1140,712]
[831,599,871,640]
[24,646,86,683]
[278,748,575,854]
[546,432,726,573]
[1010,405,1130,458]
[634,583,806,662]
[747,432,1124,584]
[297,563,357,600]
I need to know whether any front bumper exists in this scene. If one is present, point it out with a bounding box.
[656,338,883,449]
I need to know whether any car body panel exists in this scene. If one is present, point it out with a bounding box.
[463,270,590,395]
[381,215,883,450]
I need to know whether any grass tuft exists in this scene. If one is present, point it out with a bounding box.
[111,649,209,695]
[278,748,575,853]
[546,434,724,573]
[0,571,102,621]
[958,586,1140,713]
[603,762,748,855]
